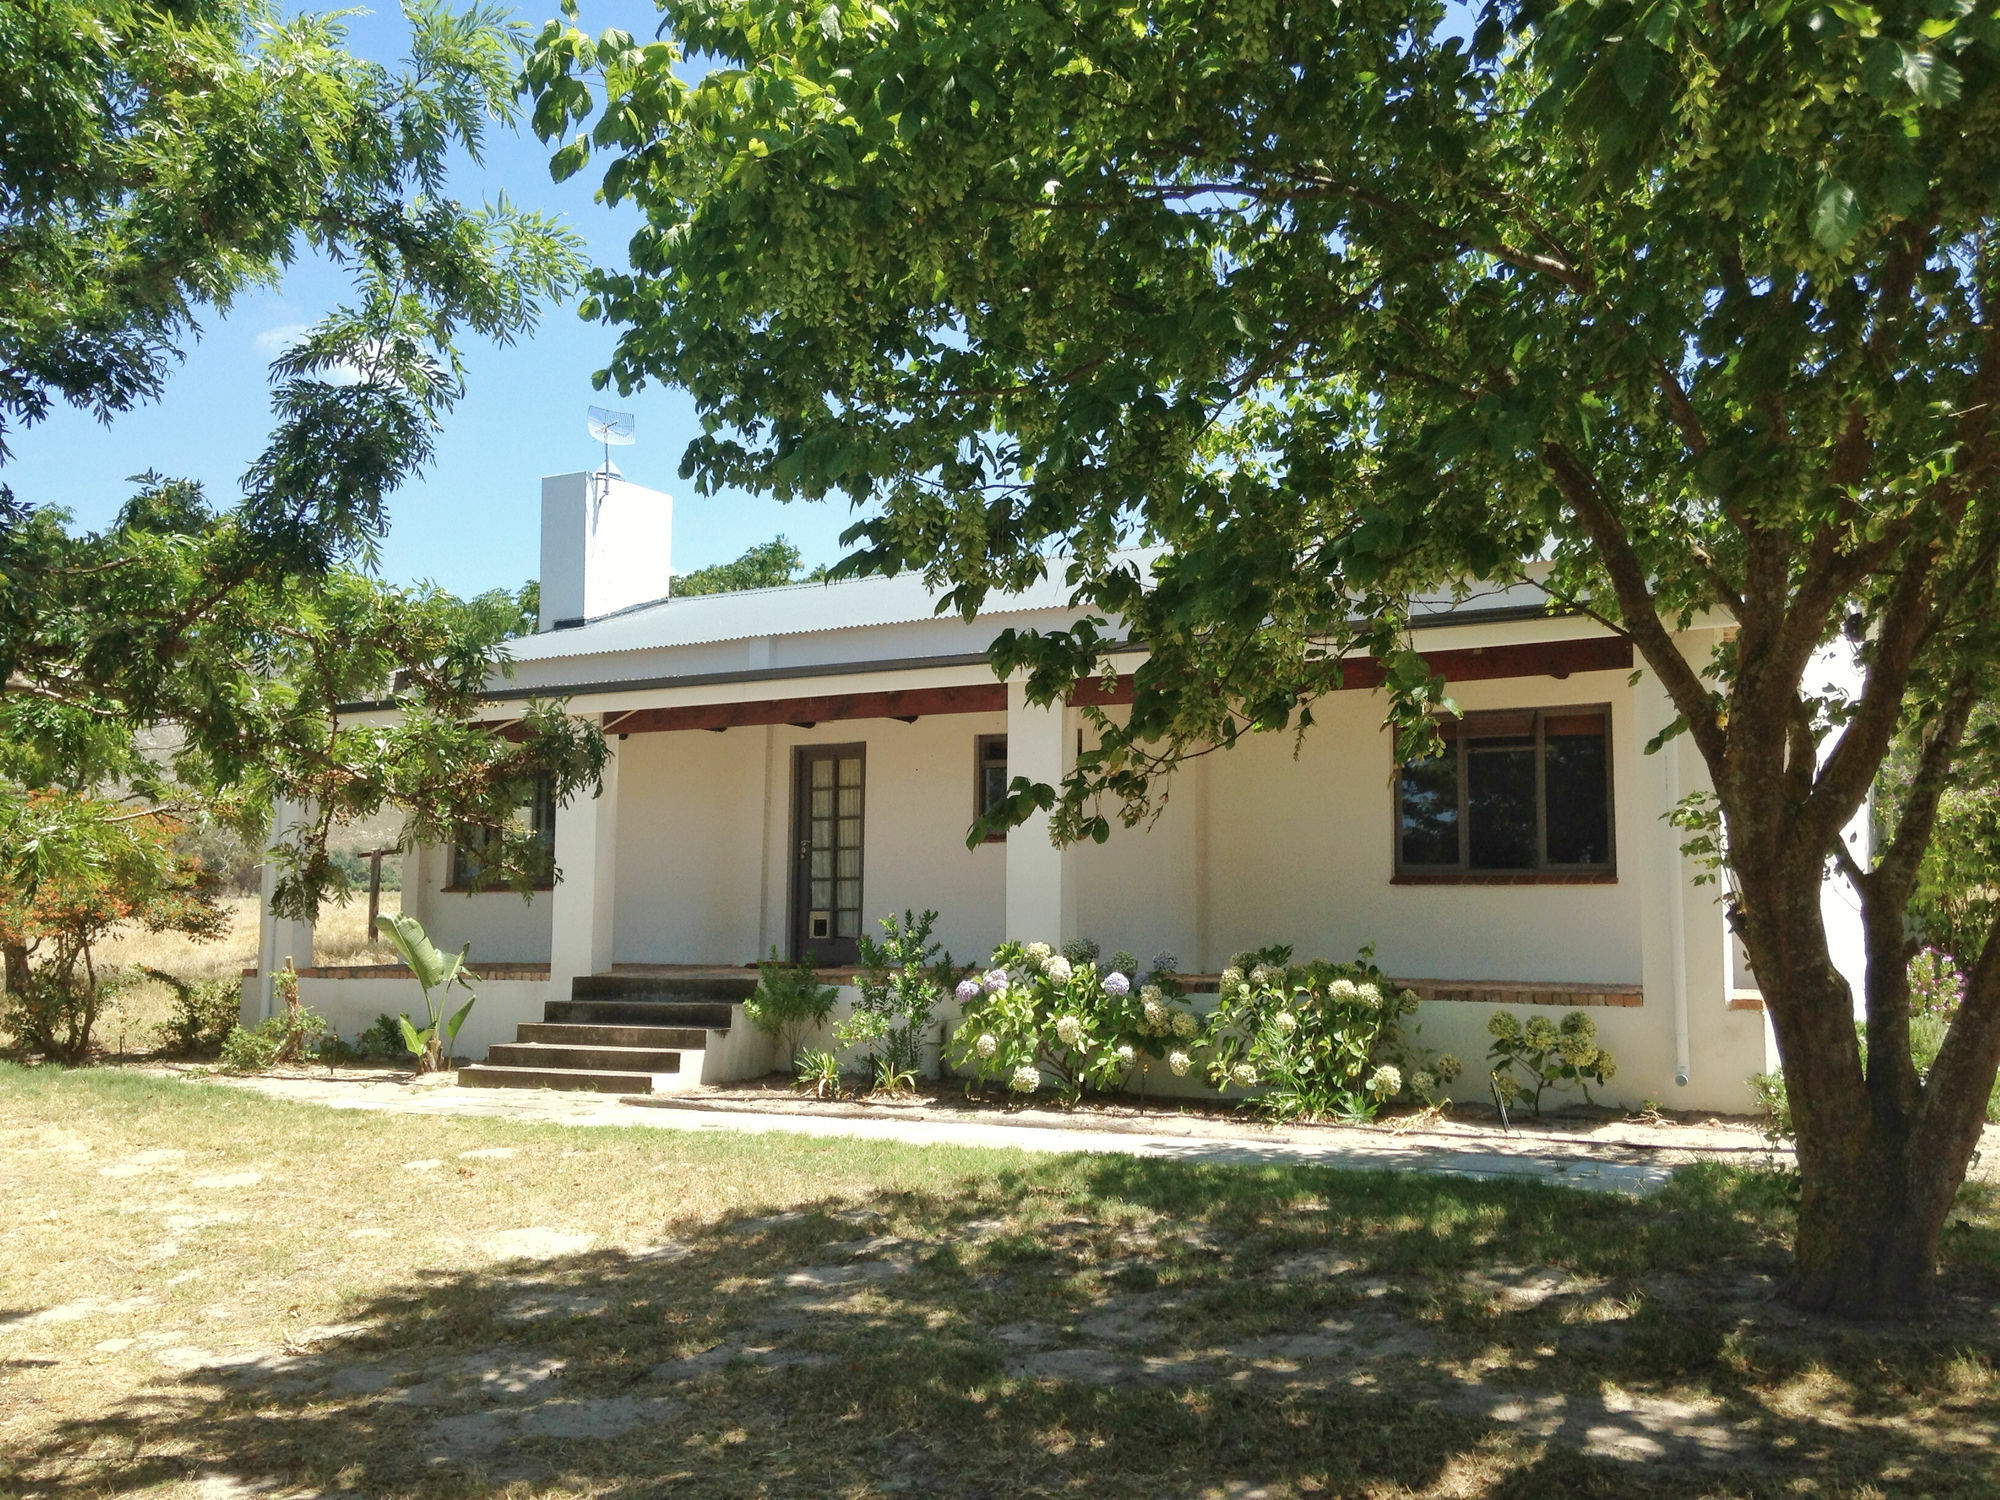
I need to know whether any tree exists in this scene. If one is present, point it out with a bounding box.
[528,1,2000,1313]
[0,1,610,1043]
[672,535,823,594]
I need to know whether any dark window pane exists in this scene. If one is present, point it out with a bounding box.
[1466,734,1537,869]
[1399,750,1460,867]
[1545,720,1610,864]
[981,763,1009,814]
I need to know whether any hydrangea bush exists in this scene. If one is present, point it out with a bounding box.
[947,940,1198,1102]
[1203,949,1453,1121]
[1485,1010,1617,1116]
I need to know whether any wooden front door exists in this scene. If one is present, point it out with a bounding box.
[792,744,865,965]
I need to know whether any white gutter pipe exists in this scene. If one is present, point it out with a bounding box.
[1664,725,1692,1089]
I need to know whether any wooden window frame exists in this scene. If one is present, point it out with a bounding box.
[975,733,1009,843]
[1392,705,1617,883]
[447,773,557,892]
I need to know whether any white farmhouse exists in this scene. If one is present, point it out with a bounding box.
[253,470,1868,1115]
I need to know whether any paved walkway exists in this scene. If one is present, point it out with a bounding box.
[191,1069,1700,1195]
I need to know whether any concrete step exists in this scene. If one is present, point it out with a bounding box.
[574,973,759,1003]
[486,1042,687,1073]
[518,1022,708,1049]
[457,1063,659,1094]
[544,998,736,1029]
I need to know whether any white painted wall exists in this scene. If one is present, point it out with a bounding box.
[402,838,555,966]
[536,469,673,630]
[614,727,768,964]
[242,974,554,1064]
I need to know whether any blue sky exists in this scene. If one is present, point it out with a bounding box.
[0,2,859,599]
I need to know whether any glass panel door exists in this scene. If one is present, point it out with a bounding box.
[794,745,865,964]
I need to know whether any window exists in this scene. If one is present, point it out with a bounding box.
[1395,707,1614,878]
[976,734,1009,841]
[451,774,556,889]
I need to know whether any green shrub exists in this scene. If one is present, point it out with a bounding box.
[352,1013,406,1060]
[141,967,242,1058]
[1204,951,1435,1121]
[1486,1010,1617,1115]
[3,969,117,1064]
[220,1009,329,1071]
[839,909,957,1078]
[745,949,839,1068]
[1750,1070,1792,1145]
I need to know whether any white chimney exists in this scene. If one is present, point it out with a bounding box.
[537,468,673,631]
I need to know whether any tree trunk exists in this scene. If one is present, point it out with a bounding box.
[1790,1124,1947,1315]
[1738,840,1996,1316]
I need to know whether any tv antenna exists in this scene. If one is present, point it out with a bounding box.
[586,406,635,500]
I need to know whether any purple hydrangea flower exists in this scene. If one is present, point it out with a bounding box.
[955,977,983,1004]
[1102,972,1131,997]
[982,967,1010,994]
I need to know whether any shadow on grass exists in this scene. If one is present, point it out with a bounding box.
[13,1158,1999,1498]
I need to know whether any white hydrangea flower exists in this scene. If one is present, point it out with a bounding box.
[1139,983,1164,1006]
[956,977,982,1004]
[1168,1049,1192,1076]
[1366,1064,1402,1098]
[1274,1010,1298,1034]
[1142,996,1166,1030]
[1115,1043,1136,1065]
[1248,964,1272,987]
[1044,954,1073,985]
[1355,982,1382,1009]
[1230,1062,1258,1088]
[1218,966,1244,991]
[1411,1069,1436,1096]
[975,1032,998,1059]
[1102,971,1131,997]
[1009,1063,1041,1093]
[1054,1014,1085,1047]
[1024,941,1053,964]
[1328,978,1359,1002]
[982,968,1009,994]
[1172,1010,1199,1040]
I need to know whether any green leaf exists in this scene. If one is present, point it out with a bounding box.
[444,993,477,1045]
[377,913,451,993]
[1810,178,1862,251]
[1612,41,1654,104]
[397,1014,425,1056]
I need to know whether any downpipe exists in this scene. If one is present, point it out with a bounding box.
[1665,728,1692,1090]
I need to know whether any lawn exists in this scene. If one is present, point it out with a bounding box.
[3,1066,1997,1498]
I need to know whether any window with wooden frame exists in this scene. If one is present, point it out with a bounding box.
[975,734,1009,841]
[1394,707,1615,880]
[450,773,556,890]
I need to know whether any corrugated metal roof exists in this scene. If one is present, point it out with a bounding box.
[499,553,1565,672]
[503,558,1137,663]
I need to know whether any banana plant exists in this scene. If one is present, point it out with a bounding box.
[374,913,477,1073]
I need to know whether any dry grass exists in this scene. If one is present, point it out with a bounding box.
[95,894,401,1048]
[3,1064,1999,1498]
